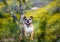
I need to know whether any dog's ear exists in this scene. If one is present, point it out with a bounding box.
[23,16,26,19]
[30,16,33,19]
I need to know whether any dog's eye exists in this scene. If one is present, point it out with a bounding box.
[25,19,27,20]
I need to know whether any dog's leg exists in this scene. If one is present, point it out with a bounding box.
[31,32,34,40]
[18,34,22,42]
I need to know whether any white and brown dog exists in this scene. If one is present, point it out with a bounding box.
[19,16,34,40]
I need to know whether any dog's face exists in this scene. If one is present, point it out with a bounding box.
[23,16,33,25]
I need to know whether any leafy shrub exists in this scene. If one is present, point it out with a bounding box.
[0,11,4,18]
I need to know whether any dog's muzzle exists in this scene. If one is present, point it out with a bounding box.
[26,23,31,25]
[26,20,31,25]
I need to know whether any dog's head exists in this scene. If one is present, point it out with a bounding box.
[23,16,33,25]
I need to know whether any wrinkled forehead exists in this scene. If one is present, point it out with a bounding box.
[26,18,29,20]
[26,17,31,19]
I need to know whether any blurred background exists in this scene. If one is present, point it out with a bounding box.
[0,0,60,42]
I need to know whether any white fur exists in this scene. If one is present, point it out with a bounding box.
[24,24,34,36]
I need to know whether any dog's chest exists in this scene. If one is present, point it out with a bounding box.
[24,25,34,33]
[25,27,33,33]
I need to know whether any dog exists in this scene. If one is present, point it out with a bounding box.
[19,16,34,41]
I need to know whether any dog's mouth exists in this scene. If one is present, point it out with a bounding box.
[26,23,31,25]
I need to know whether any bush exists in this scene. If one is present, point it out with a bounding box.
[0,11,4,18]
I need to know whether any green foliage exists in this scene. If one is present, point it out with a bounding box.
[0,11,4,18]
[2,0,8,7]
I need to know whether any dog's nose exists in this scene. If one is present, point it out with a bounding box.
[27,20,29,23]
